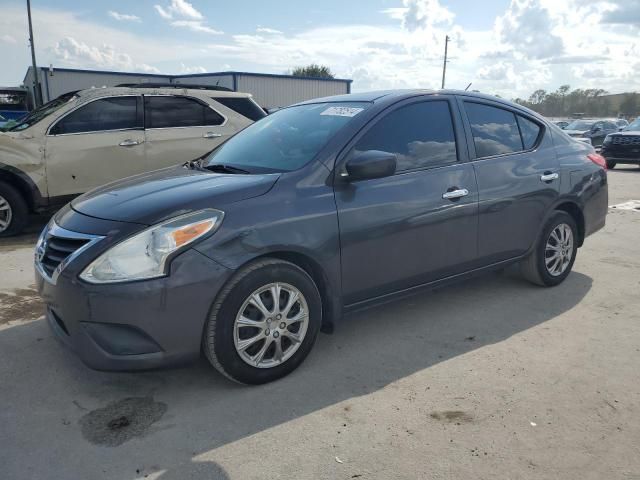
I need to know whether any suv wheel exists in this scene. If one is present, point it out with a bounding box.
[521,211,578,287]
[606,160,616,169]
[203,258,322,384]
[0,181,28,237]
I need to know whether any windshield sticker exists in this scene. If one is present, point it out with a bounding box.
[320,106,364,117]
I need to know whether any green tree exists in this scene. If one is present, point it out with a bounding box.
[291,64,335,79]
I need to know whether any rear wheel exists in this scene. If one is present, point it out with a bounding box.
[203,258,322,384]
[606,160,616,169]
[0,181,28,237]
[521,211,578,287]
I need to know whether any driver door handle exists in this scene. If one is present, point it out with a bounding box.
[119,139,143,147]
[540,172,559,182]
[442,188,469,200]
[203,132,222,139]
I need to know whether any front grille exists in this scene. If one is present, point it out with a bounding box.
[612,136,640,145]
[35,222,103,282]
[39,235,90,277]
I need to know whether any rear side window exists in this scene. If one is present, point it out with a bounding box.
[517,115,541,150]
[51,96,141,135]
[145,96,224,128]
[465,102,523,157]
[213,97,266,121]
[353,100,457,172]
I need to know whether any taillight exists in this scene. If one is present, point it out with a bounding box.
[587,153,607,169]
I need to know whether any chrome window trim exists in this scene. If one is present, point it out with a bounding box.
[46,94,142,137]
[35,221,105,285]
[143,94,228,128]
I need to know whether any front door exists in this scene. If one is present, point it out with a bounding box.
[143,95,233,169]
[460,99,560,264]
[335,98,479,306]
[45,95,146,197]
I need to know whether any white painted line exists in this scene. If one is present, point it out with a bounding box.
[609,200,640,211]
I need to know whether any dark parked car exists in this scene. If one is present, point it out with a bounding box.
[601,117,640,169]
[564,119,620,147]
[35,90,608,384]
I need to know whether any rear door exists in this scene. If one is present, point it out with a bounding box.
[45,95,145,197]
[459,99,559,264]
[143,95,234,169]
[334,97,479,305]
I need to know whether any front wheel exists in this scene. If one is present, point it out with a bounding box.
[203,258,322,384]
[0,181,28,237]
[521,211,578,287]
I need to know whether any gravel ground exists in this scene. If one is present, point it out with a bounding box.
[0,168,639,480]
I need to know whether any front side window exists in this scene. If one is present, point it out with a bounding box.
[205,102,370,173]
[50,96,140,135]
[145,96,224,129]
[353,101,458,172]
[465,102,523,158]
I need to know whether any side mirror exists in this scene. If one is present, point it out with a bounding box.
[592,126,602,133]
[344,150,397,182]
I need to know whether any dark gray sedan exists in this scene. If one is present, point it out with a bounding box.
[35,90,608,384]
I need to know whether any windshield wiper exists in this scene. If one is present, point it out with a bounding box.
[204,164,251,174]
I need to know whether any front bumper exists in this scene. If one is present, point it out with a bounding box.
[35,211,233,371]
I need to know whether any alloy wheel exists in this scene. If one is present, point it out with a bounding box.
[545,223,574,277]
[0,195,12,234]
[233,282,309,368]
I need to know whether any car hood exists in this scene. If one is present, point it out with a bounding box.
[611,131,640,137]
[564,129,589,136]
[71,165,280,225]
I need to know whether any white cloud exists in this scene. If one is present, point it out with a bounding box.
[108,11,141,22]
[495,0,564,59]
[154,0,222,35]
[1,34,17,44]
[180,63,207,74]
[52,36,159,73]
[171,20,223,35]
[256,27,283,35]
[384,0,454,31]
[153,0,203,20]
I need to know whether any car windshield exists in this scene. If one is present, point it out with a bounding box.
[7,91,78,132]
[624,118,640,131]
[204,102,370,173]
[565,120,594,131]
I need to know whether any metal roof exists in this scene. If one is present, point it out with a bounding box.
[28,66,352,84]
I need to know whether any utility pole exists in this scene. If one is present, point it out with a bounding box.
[441,35,450,90]
[27,0,42,107]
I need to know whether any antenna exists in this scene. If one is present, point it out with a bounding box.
[465,82,472,91]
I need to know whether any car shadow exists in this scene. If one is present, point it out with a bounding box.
[0,268,592,479]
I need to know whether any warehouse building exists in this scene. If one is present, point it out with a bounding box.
[23,66,352,109]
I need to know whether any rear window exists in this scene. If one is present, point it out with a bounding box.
[213,97,266,121]
[465,102,523,157]
[145,96,224,128]
[517,115,541,150]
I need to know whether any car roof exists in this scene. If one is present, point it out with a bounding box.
[74,87,253,100]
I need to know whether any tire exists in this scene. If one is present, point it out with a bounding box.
[203,258,322,384]
[606,160,616,169]
[0,181,29,237]
[520,211,578,287]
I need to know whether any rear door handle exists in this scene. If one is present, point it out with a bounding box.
[540,172,559,182]
[203,132,222,139]
[119,139,143,147]
[442,188,469,200]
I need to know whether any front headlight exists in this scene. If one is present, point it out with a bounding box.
[603,134,612,145]
[80,209,224,284]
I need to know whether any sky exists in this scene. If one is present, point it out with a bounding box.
[0,0,638,99]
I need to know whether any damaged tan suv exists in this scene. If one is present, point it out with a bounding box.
[0,84,265,236]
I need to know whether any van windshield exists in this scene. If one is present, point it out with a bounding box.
[204,102,369,173]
